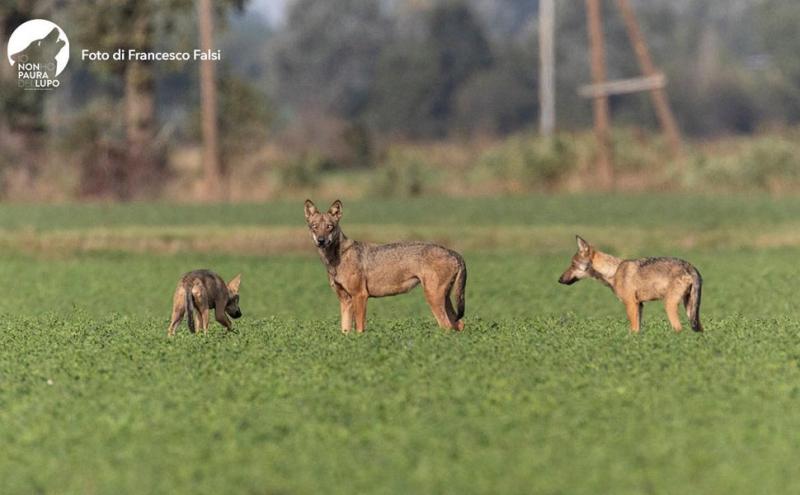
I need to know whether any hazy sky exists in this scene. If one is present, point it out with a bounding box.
[250,0,287,24]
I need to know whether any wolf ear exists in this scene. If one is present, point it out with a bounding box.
[576,235,591,253]
[328,199,343,221]
[304,199,318,221]
[228,274,241,294]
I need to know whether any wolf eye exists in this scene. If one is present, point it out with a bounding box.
[326,224,333,231]
[310,223,318,229]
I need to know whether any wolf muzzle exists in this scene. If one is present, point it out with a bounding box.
[558,275,577,285]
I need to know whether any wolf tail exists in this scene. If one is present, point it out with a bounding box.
[452,253,467,321]
[687,268,703,332]
[185,285,196,333]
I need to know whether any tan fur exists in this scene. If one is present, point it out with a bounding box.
[304,199,467,333]
[167,270,242,336]
[558,235,703,333]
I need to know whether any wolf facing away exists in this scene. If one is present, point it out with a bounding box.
[558,236,703,333]
[304,199,467,333]
[167,270,242,336]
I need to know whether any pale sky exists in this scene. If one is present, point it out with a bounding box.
[250,0,287,25]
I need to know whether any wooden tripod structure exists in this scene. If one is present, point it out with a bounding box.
[582,0,682,189]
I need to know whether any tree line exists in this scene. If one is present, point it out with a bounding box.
[1,0,798,199]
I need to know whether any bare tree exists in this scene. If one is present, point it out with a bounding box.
[197,0,222,199]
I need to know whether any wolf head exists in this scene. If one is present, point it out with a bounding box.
[225,274,242,319]
[558,235,594,285]
[11,28,65,67]
[42,28,65,55]
[304,199,342,249]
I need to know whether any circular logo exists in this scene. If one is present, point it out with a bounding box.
[7,19,69,77]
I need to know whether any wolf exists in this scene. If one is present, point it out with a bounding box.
[167,270,242,336]
[558,236,703,332]
[304,199,467,333]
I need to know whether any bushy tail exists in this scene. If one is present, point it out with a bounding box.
[185,286,196,333]
[452,254,467,321]
[688,269,703,332]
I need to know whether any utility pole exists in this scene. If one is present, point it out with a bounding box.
[197,0,222,199]
[615,0,682,157]
[539,0,555,136]
[586,0,614,189]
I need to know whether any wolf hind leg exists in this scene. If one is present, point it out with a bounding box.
[444,297,463,331]
[664,293,683,332]
[167,287,186,336]
[684,274,703,332]
[167,306,185,336]
[200,307,210,333]
[422,280,456,330]
[191,282,209,334]
[637,302,643,331]
[445,265,465,330]
[683,291,691,319]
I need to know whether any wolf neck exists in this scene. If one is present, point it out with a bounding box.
[589,251,622,289]
[318,230,352,276]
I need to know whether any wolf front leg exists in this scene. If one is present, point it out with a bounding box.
[214,305,232,332]
[353,294,368,333]
[339,296,353,334]
[332,284,353,334]
[625,300,641,333]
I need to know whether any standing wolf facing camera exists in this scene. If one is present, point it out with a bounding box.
[167,270,242,336]
[558,236,703,333]
[304,199,467,333]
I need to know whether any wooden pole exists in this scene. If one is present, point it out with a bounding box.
[198,0,222,199]
[586,0,614,189]
[614,0,682,156]
[539,0,555,136]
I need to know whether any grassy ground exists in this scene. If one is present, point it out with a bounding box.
[1,194,799,494]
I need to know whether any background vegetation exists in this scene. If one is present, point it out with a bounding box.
[3,0,800,200]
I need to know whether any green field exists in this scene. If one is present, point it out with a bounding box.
[1,195,799,494]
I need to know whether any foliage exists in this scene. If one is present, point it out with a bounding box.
[369,147,430,197]
[476,133,576,189]
[367,1,492,137]
[272,0,389,118]
[186,74,274,157]
[452,45,538,135]
[690,133,800,192]
[275,152,329,188]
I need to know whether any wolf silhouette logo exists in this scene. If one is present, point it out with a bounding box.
[10,28,65,78]
[7,19,70,89]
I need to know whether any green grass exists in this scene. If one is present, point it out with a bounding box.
[3,193,800,230]
[1,195,799,494]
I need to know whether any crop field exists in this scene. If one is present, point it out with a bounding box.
[2,194,800,494]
